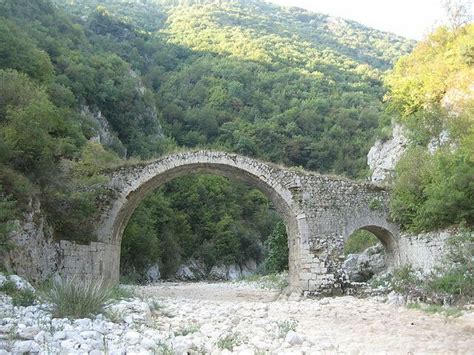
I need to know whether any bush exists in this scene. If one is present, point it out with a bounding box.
[46,277,113,318]
[344,230,379,255]
[0,185,18,252]
[386,229,473,305]
[263,221,288,273]
[427,229,473,301]
[216,332,241,350]
[0,280,36,307]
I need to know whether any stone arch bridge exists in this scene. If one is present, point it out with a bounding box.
[61,151,401,293]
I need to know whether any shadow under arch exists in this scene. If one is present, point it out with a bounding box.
[344,225,399,267]
[102,152,304,287]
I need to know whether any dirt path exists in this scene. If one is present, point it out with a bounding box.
[136,282,474,354]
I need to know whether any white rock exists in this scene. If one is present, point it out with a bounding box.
[13,340,36,353]
[227,264,242,280]
[124,330,141,345]
[18,326,40,340]
[0,275,7,288]
[141,336,156,349]
[175,259,206,281]
[7,275,35,292]
[146,264,161,283]
[60,339,77,350]
[80,330,101,340]
[241,259,258,277]
[34,330,46,343]
[74,318,92,328]
[367,124,408,184]
[387,291,406,306]
[208,264,227,280]
[172,337,194,353]
[284,331,304,345]
[53,331,66,341]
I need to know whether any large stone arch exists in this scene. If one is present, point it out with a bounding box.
[96,151,308,288]
[56,151,410,294]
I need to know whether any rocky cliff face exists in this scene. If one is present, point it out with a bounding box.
[367,124,408,184]
[1,199,60,283]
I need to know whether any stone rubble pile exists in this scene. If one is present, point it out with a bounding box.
[0,275,472,354]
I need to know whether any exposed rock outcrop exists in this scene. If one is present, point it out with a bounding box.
[178,259,258,281]
[1,199,60,284]
[81,105,127,157]
[343,244,386,282]
[175,259,207,281]
[146,264,161,283]
[367,124,408,184]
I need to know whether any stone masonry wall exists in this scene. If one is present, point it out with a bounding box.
[1,151,453,293]
[59,241,120,283]
[398,230,451,272]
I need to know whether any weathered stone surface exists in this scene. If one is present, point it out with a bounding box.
[1,199,60,284]
[1,151,453,294]
[88,150,401,293]
[241,259,258,277]
[343,244,386,282]
[175,259,206,281]
[227,264,242,280]
[367,124,408,184]
[285,330,304,345]
[146,264,161,283]
[208,264,227,280]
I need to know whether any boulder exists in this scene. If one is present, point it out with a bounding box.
[175,259,206,281]
[284,330,304,345]
[241,259,258,277]
[227,264,242,280]
[208,264,227,280]
[0,274,35,292]
[343,244,386,282]
[146,264,161,283]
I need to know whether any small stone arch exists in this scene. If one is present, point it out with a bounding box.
[344,224,399,267]
[97,151,307,288]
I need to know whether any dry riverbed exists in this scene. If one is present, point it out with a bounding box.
[138,282,474,354]
[0,279,473,354]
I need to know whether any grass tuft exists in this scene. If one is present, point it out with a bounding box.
[46,277,113,319]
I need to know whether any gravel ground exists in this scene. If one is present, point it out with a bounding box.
[1,279,473,354]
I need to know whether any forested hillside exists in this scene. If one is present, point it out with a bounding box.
[0,0,414,279]
[386,24,474,232]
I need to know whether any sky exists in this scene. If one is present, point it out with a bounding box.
[267,0,450,40]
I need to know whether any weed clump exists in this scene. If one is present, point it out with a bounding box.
[46,277,113,318]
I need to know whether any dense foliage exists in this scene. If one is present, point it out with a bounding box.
[0,0,413,275]
[386,24,474,232]
[344,230,379,255]
[122,174,280,280]
[55,0,412,176]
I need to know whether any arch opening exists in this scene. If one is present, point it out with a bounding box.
[103,155,302,288]
[342,225,397,283]
[120,173,290,283]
